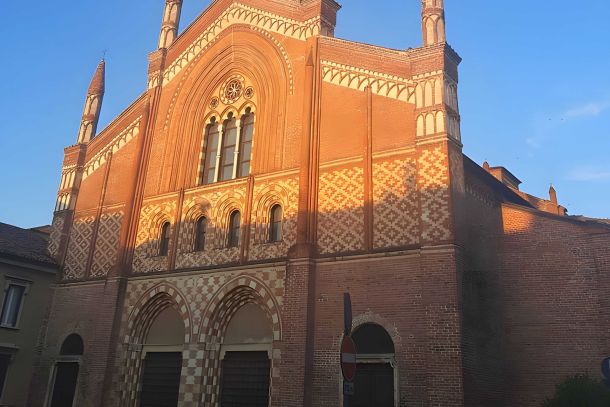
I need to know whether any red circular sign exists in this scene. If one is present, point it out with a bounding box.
[341,336,357,382]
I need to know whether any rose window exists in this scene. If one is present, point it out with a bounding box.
[224,80,242,102]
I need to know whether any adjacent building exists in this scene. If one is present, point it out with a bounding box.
[0,223,57,407]
[28,1,610,406]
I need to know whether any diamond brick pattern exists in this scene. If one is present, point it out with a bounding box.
[318,166,365,254]
[133,201,178,274]
[249,176,299,261]
[63,216,95,280]
[91,211,124,278]
[373,157,419,248]
[418,146,451,242]
[48,213,66,258]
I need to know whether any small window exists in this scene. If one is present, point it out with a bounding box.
[269,205,283,242]
[159,223,171,257]
[1,283,27,328]
[0,354,10,400]
[194,217,207,252]
[228,211,241,248]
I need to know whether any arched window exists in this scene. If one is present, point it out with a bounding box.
[159,222,171,257]
[228,211,241,248]
[219,114,238,182]
[238,109,254,178]
[60,334,84,356]
[269,205,283,242]
[49,334,84,407]
[202,118,219,185]
[194,217,207,252]
[351,324,396,407]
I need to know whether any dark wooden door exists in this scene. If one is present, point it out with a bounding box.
[353,363,394,407]
[220,351,271,407]
[139,352,182,407]
[49,362,79,407]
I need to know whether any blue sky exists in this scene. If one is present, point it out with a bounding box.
[1,1,609,228]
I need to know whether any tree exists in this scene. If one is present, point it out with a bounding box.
[543,375,610,407]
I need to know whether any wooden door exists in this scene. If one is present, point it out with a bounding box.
[139,352,182,407]
[220,351,270,407]
[353,363,394,407]
[49,362,79,407]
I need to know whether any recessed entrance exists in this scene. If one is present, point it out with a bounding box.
[220,303,272,407]
[48,334,84,407]
[139,306,184,407]
[351,324,396,407]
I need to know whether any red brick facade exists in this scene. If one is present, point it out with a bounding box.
[31,1,610,406]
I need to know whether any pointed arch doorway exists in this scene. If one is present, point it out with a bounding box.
[219,303,273,407]
[139,306,184,407]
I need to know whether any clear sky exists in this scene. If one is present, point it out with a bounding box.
[1,1,609,228]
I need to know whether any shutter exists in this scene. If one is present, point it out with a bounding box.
[220,351,271,407]
[140,352,182,407]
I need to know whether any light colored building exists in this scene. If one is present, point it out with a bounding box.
[0,223,57,407]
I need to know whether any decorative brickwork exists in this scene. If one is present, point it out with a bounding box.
[373,157,419,248]
[176,186,247,269]
[63,216,95,280]
[248,177,299,261]
[133,201,178,274]
[91,211,124,278]
[48,213,66,258]
[110,268,285,407]
[418,146,452,242]
[318,166,365,254]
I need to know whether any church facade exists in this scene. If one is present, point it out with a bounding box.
[28,1,610,406]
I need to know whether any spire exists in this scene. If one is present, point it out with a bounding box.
[421,0,446,46]
[158,0,183,49]
[76,60,105,144]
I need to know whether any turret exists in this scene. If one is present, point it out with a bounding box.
[422,0,446,46]
[158,0,183,49]
[76,60,105,144]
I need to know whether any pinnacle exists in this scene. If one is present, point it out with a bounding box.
[88,60,105,95]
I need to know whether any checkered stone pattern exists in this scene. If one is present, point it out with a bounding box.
[318,166,365,254]
[373,157,419,248]
[176,186,247,269]
[249,177,299,261]
[110,267,285,406]
[418,146,452,242]
[63,216,95,280]
[133,200,177,274]
[91,210,124,278]
[450,149,466,194]
[48,213,66,258]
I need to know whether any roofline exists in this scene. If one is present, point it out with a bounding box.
[0,255,58,274]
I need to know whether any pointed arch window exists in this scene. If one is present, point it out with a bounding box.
[159,222,171,257]
[200,107,255,185]
[269,205,283,243]
[194,217,207,252]
[228,211,241,248]
[238,109,254,178]
[219,114,238,182]
[202,118,220,185]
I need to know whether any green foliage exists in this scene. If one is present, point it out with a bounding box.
[543,375,610,407]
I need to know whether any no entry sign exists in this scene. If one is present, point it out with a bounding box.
[341,336,357,382]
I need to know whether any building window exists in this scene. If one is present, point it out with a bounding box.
[228,211,241,248]
[202,118,220,185]
[269,205,283,243]
[194,217,207,252]
[159,223,171,257]
[219,115,238,182]
[1,282,27,328]
[201,109,255,185]
[0,354,10,400]
[238,109,254,178]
